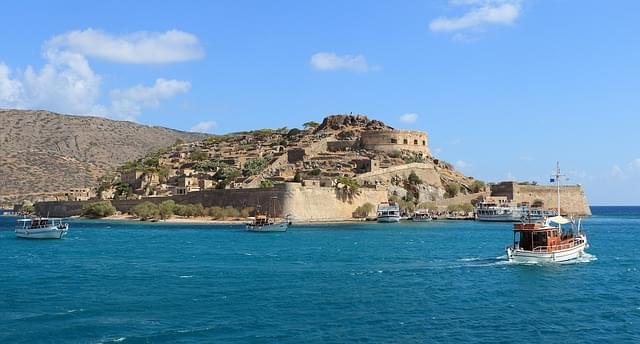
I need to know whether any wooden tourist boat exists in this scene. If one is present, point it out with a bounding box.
[505,163,589,263]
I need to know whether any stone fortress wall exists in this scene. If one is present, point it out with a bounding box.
[35,183,388,222]
[490,182,591,216]
[360,130,430,155]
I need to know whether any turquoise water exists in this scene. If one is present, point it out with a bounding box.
[1,207,639,343]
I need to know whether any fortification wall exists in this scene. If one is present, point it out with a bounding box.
[282,183,388,222]
[490,182,591,216]
[514,184,591,216]
[360,130,429,155]
[36,186,289,218]
[35,183,389,222]
[356,163,442,187]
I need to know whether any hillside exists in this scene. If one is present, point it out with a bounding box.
[101,114,484,211]
[0,109,207,202]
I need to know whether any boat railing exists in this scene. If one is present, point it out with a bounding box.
[532,238,585,252]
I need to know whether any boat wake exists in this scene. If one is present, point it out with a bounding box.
[456,256,510,268]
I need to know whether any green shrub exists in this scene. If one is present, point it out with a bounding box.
[243,158,269,177]
[158,200,176,220]
[470,180,486,193]
[189,148,208,161]
[208,206,224,219]
[398,199,416,213]
[82,201,116,218]
[222,206,240,219]
[353,202,375,218]
[408,171,423,185]
[418,202,437,211]
[131,202,159,221]
[260,180,274,188]
[240,207,255,218]
[445,182,460,198]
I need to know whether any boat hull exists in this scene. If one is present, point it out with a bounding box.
[246,222,288,232]
[377,216,401,223]
[15,227,67,239]
[506,239,587,263]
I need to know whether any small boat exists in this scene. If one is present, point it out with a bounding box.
[476,202,556,222]
[246,196,290,232]
[377,202,401,223]
[15,217,69,239]
[505,163,589,263]
[411,209,432,222]
[246,215,289,232]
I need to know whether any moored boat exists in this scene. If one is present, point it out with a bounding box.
[15,217,69,239]
[376,202,401,223]
[246,196,290,232]
[411,209,432,222]
[505,163,589,263]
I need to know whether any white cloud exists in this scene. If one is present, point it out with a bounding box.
[45,29,204,64]
[0,52,103,115]
[110,78,191,120]
[429,0,521,33]
[190,121,217,133]
[0,28,198,120]
[399,113,418,124]
[632,158,640,170]
[310,52,373,72]
[610,164,626,180]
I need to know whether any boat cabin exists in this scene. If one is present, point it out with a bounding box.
[16,218,65,229]
[512,222,575,252]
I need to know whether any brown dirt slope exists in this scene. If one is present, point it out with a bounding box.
[0,109,207,200]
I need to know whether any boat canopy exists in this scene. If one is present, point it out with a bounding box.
[548,215,571,225]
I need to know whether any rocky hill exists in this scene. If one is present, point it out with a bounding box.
[101,114,484,211]
[0,109,207,202]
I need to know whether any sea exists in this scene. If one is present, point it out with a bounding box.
[0,206,638,343]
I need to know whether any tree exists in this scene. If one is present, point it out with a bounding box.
[471,180,486,193]
[408,171,423,185]
[336,176,361,198]
[21,204,35,215]
[243,158,269,177]
[82,201,116,218]
[174,138,185,146]
[114,182,133,200]
[158,200,176,220]
[189,148,208,161]
[445,182,460,198]
[353,202,375,218]
[398,199,416,213]
[131,202,159,221]
[303,121,320,129]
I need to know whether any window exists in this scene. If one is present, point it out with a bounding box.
[390,138,397,144]
[414,139,418,145]
[423,140,426,145]
[403,139,408,144]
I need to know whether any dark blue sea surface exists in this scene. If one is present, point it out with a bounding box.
[1,207,639,343]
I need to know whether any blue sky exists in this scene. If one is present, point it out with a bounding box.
[0,0,639,205]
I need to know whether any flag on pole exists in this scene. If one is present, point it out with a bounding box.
[550,178,555,183]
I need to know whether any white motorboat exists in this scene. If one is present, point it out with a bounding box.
[15,217,68,239]
[476,202,555,222]
[505,163,589,263]
[411,209,433,222]
[377,202,401,223]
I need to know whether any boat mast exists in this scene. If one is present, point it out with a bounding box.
[556,162,560,215]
